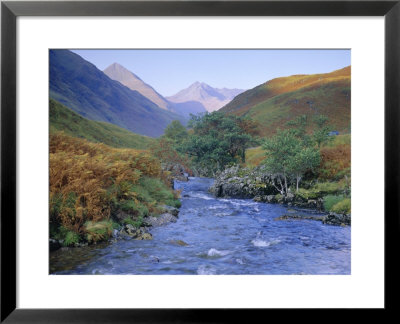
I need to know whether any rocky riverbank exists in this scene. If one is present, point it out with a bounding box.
[209,165,350,226]
[50,205,181,252]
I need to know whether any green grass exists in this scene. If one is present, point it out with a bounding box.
[50,99,155,149]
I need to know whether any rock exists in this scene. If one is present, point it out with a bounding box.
[169,239,188,246]
[274,214,325,222]
[161,205,179,217]
[209,165,277,198]
[143,213,178,227]
[286,193,295,201]
[323,212,351,226]
[266,195,276,203]
[49,239,61,252]
[136,233,153,240]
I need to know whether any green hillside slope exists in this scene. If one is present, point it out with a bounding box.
[50,49,187,138]
[49,99,155,149]
[221,66,351,137]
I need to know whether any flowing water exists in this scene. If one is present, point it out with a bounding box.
[50,177,351,275]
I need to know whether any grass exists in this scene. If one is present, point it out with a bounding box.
[50,99,155,149]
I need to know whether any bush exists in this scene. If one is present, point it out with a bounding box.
[296,188,320,201]
[49,133,179,245]
[314,182,342,194]
[165,199,182,208]
[84,220,113,243]
[331,198,351,214]
[323,195,345,212]
[63,231,80,246]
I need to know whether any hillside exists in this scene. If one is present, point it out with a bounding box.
[221,66,351,136]
[49,50,186,137]
[49,99,155,149]
[167,82,244,112]
[103,63,170,111]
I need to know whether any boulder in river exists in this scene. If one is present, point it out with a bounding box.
[143,213,178,227]
[275,212,351,226]
[209,165,277,198]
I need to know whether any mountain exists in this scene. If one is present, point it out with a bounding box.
[49,49,186,137]
[49,99,155,149]
[103,63,170,111]
[220,66,351,136]
[104,63,207,117]
[167,82,245,112]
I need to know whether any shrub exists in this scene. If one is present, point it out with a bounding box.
[296,188,320,201]
[49,132,161,236]
[49,133,180,245]
[63,231,81,246]
[323,195,345,211]
[84,220,113,243]
[165,199,182,208]
[331,198,351,214]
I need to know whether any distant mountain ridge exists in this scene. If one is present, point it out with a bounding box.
[103,63,170,111]
[49,50,186,137]
[167,82,245,112]
[220,66,351,136]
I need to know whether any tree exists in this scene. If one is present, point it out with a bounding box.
[163,120,188,145]
[312,114,332,147]
[181,112,254,176]
[288,146,320,192]
[263,116,322,194]
[262,130,300,194]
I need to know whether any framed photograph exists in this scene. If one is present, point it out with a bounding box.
[1,0,399,321]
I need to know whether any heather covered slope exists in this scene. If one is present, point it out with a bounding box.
[49,99,155,149]
[49,50,186,137]
[221,66,351,136]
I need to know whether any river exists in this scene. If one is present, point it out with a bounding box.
[50,177,351,275]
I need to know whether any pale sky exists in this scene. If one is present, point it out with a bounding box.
[72,49,350,97]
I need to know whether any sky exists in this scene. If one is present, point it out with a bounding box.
[72,49,350,97]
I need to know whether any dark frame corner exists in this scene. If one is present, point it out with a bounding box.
[1,1,399,322]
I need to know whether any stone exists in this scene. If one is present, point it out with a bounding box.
[169,239,189,246]
[49,239,61,252]
[161,205,179,217]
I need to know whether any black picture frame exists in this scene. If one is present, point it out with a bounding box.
[1,0,399,322]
